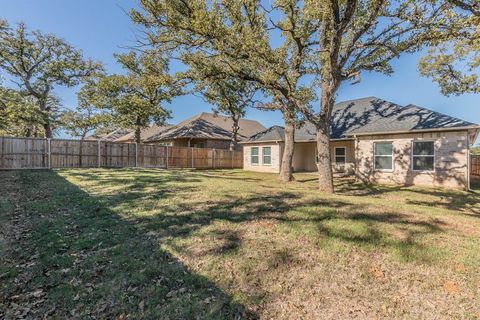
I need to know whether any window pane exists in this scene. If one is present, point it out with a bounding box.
[335,156,346,164]
[375,156,392,170]
[413,156,434,171]
[263,156,271,165]
[251,147,258,155]
[335,147,346,156]
[251,156,258,164]
[263,147,271,156]
[375,142,392,156]
[413,141,434,156]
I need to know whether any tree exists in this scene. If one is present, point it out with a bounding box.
[0,21,102,137]
[191,72,257,150]
[93,50,180,144]
[60,98,111,140]
[0,83,57,137]
[418,0,479,95]
[131,0,320,181]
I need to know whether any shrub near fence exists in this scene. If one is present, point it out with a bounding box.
[0,136,243,170]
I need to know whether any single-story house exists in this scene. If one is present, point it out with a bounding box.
[85,128,134,142]
[144,112,265,150]
[241,97,480,190]
[113,124,172,143]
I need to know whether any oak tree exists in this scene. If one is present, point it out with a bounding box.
[0,21,102,137]
[93,50,180,144]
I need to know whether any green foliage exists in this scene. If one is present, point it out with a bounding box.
[93,50,180,143]
[60,78,112,139]
[0,20,102,137]
[0,84,57,137]
[131,0,320,122]
[418,1,479,95]
[471,146,480,155]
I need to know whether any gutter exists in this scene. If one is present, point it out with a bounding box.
[345,125,480,137]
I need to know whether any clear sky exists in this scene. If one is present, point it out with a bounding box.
[1,0,479,144]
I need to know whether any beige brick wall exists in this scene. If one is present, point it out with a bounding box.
[355,131,469,189]
[243,143,281,173]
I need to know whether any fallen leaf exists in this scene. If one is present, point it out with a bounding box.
[443,281,459,294]
[139,300,145,314]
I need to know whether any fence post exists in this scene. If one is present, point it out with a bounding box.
[166,146,169,169]
[135,143,138,167]
[47,138,51,169]
[191,148,194,168]
[97,140,101,168]
[212,149,215,169]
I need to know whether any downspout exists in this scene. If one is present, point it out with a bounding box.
[354,135,358,182]
[467,131,471,191]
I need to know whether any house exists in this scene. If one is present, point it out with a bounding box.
[241,97,480,190]
[85,128,134,141]
[113,124,172,143]
[144,112,266,149]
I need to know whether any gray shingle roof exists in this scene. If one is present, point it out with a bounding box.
[146,112,265,142]
[245,96,478,143]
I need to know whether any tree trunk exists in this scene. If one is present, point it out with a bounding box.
[316,87,336,193]
[230,116,239,151]
[135,126,141,144]
[135,116,142,144]
[316,117,334,193]
[279,115,295,182]
[43,122,53,138]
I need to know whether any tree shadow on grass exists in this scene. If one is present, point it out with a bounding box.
[1,170,257,319]
[1,169,453,319]
[335,177,480,217]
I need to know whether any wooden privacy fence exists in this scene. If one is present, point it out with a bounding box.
[472,154,480,176]
[0,136,243,170]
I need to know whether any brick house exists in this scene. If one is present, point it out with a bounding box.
[241,97,480,190]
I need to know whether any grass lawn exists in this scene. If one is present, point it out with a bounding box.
[1,168,480,319]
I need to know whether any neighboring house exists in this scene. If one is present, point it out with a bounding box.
[114,124,172,143]
[144,112,266,149]
[241,97,480,190]
[85,128,134,142]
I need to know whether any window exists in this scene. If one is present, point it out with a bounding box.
[334,147,346,165]
[412,141,434,171]
[251,147,259,165]
[263,147,271,165]
[374,142,393,170]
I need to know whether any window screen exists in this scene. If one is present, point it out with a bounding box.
[412,141,434,171]
[374,142,393,170]
[262,147,271,165]
[251,147,259,164]
[335,147,346,164]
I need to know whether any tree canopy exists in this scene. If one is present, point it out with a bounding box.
[92,50,181,143]
[418,0,480,95]
[0,21,102,137]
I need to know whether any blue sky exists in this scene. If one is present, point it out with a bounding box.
[1,0,479,144]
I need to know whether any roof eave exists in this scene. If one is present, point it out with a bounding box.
[346,126,480,137]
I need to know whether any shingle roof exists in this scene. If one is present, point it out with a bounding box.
[145,112,265,142]
[114,124,172,142]
[85,128,134,141]
[245,96,478,143]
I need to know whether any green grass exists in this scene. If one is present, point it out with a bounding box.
[1,169,480,319]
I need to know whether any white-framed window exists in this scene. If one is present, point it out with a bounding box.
[251,147,259,165]
[334,147,346,165]
[262,146,271,165]
[374,142,393,171]
[412,141,435,171]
